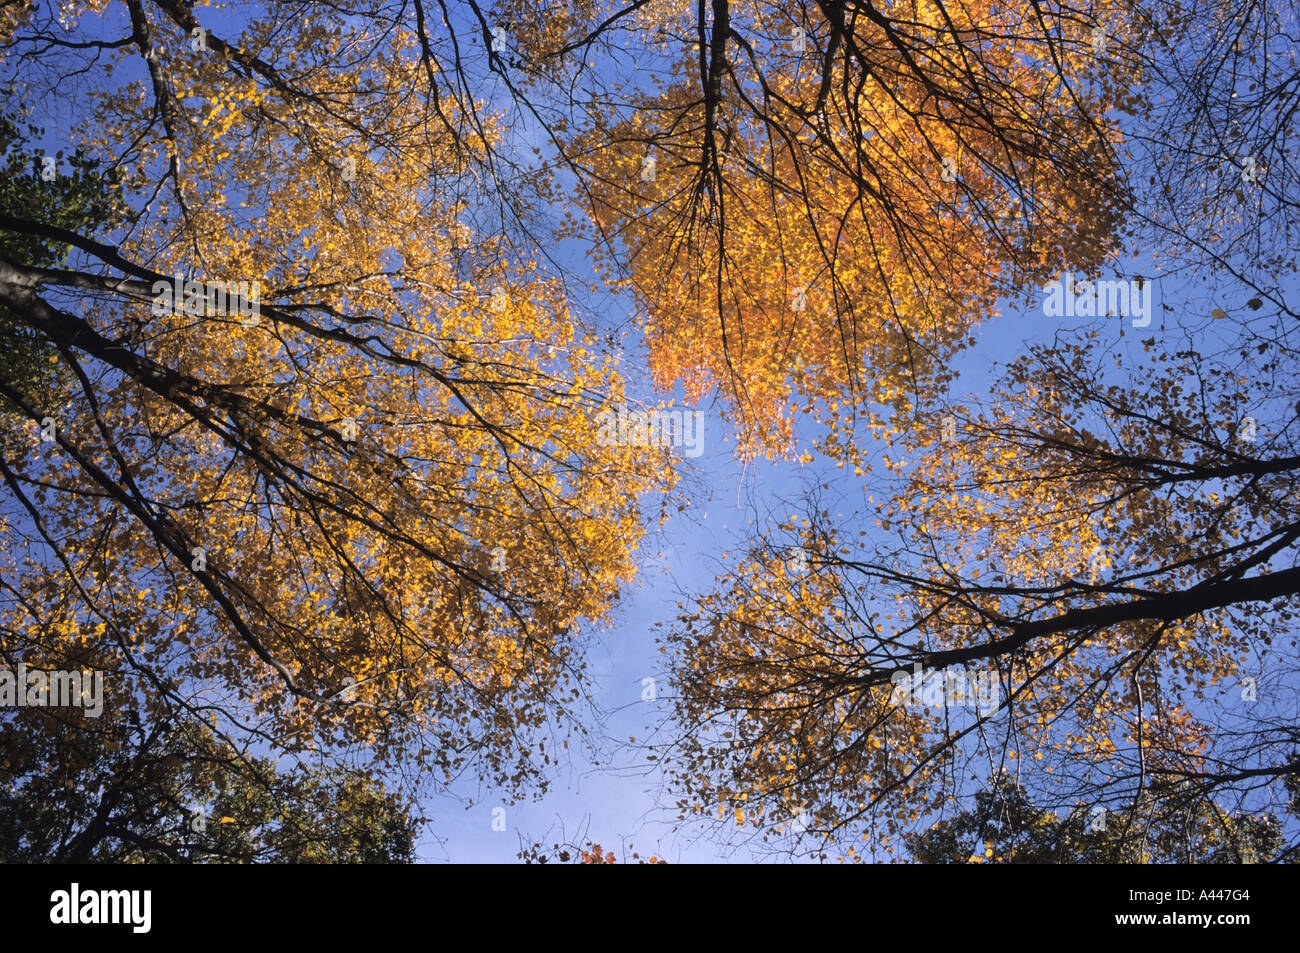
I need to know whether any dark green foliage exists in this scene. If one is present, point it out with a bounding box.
[0,106,135,425]
[0,714,417,864]
[905,771,1294,864]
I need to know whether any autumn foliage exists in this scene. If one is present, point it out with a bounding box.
[1,0,1297,864]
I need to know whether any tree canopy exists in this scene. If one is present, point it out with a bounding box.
[0,0,1296,863]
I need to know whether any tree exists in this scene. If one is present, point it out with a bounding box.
[0,708,417,863]
[530,0,1144,456]
[655,0,1300,861]
[0,0,676,822]
[905,772,1292,864]
[518,837,666,864]
[0,107,134,446]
